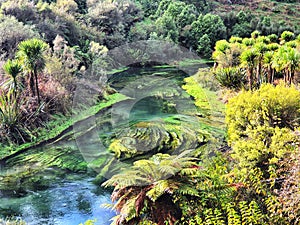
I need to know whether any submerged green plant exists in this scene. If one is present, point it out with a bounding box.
[0,217,26,225]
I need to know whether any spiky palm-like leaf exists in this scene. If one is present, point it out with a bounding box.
[17,38,47,104]
[240,49,258,89]
[3,59,22,79]
[3,59,22,97]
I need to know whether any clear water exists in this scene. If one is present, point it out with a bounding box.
[0,65,209,225]
[0,178,114,225]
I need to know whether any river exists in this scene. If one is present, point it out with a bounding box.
[0,177,114,225]
[0,63,219,225]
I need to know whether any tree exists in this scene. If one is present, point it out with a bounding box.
[240,49,257,89]
[273,46,300,84]
[155,14,179,42]
[191,13,226,51]
[17,38,47,104]
[284,47,300,84]
[253,42,267,84]
[280,31,294,43]
[3,59,22,98]
[197,34,211,58]
[263,51,274,83]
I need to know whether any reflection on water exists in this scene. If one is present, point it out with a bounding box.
[0,178,114,225]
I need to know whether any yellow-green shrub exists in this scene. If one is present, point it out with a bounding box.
[226,83,300,168]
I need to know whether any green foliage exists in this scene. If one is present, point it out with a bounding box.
[0,89,30,144]
[191,13,226,50]
[197,34,212,58]
[213,41,244,68]
[213,67,246,90]
[0,15,38,57]
[214,40,230,53]
[226,84,300,168]
[280,31,294,43]
[155,15,179,42]
[182,76,211,113]
[3,59,22,96]
[17,38,48,72]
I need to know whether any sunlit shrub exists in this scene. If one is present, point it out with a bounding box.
[213,67,246,90]
[226,83,300,168]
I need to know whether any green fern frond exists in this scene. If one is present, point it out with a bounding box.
[176,185,200,197]
[158,164,179,177]
[180,167,198,176]
[101,203,114,209]
[146,180,178,201]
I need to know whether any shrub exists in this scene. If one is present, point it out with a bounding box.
[0,15,38,57]
[0,89,31,144]
[226,84,300,168]
[213,67,246,90]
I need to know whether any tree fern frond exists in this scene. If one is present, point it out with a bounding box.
[146,180,178,202]
[101,203,114,210]
[176,184,200,197]
[180,167,198,176]
[158,164,179,177]
[135,190,147,215]
[122,198,137,222]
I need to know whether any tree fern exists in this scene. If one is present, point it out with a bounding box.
[102,150,197,224]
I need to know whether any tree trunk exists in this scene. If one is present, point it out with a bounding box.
[267,66,272,83]
[29,71,35,97]
[256,62,261,85]
[13,77,17,99]
[247,67,253,90]
[285,68,289,84]
[34,67,41,105]
[290,70,294,85]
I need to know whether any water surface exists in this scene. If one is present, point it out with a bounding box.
[0,177,114,225]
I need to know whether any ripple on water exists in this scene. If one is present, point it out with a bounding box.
[0,178,115,225]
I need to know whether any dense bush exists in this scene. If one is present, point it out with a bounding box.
[0,15,38,57]
[226,84,300,168]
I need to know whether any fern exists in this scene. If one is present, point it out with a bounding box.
[176,185,200,197]
[146,180,177,201]
[239,201,264,225]
[226,204,241,225]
